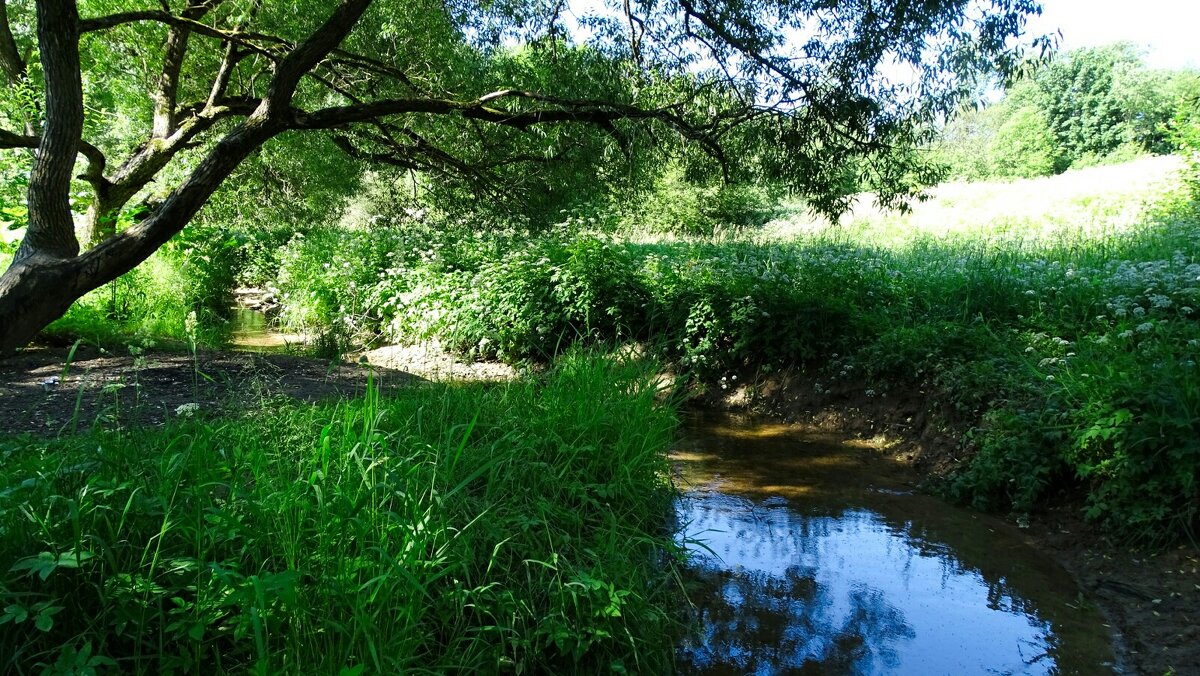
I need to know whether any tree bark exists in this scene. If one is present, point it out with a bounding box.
[16,0,83,263]
[0,0,26,84]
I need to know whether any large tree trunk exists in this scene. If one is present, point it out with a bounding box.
[0,256,83,355]
[0,0,374,357]
[0,116,280,355]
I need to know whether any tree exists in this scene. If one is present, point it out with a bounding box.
[0,0,1046,355]
[1025,43,1199,167]
[991,104,1056,177]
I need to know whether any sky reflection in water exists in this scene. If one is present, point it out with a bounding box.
[673,415,1117,675]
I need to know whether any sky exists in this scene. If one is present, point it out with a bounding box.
[1028,0,1200,69]
[564,0,1199,72]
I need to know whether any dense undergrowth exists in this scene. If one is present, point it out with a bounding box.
[247,158,1197,541]
[5,158,1198,544]
[0,354,681,673]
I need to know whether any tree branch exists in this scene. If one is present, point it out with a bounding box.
[81,96,259,244]
[264,0,374,114]
[0,127,108,186]
[80,9,282,63]
[153,0,224,138]
[0,0,26,84]
[297,94,667,130]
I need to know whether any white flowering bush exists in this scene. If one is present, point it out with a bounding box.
[264,165,1200,539]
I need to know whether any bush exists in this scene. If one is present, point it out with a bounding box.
[265,167,1200,540]
[991,106,1058,178]
[43,221,240,346]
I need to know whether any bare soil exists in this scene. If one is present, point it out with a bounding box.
[692,366,1200,676]
[0,343,417,435]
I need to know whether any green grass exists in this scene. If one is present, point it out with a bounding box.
[0,353,682,673]
[254,157,1200,541]
[6,156,1198,543]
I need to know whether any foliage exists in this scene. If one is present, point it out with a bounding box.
[1173,100,1200,197]
[0,353,682,672]
[615,164,782,236]
[257,158,1200,540]
[40,220,240,346]
[0,0,1057,353]
[937,43,1200,180]
[990,105,1058,178]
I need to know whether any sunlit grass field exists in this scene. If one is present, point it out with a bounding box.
[763,155,1185,247]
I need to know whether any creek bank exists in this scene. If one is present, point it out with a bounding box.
[4,342,1197,674]
[687,366,1200,676]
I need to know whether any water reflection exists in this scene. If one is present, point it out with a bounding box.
[674,414,1117,675]
[230,308,306,351]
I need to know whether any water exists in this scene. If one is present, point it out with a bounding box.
[230,308,305,351]
[673,414,1119,675]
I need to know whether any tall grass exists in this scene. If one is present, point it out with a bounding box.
[0,353,682,673]
[256,159,1200,540]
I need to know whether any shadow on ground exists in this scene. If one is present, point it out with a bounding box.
[0,344,420,435]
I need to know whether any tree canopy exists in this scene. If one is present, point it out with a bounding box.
[0,0,1046,354]
[937,42,1200,179]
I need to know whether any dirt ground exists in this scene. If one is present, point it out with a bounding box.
[3,346,1196,674]
[696,367,1200,676]
[0,343,418,435]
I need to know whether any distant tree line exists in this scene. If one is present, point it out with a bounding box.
[936,43,1200,180]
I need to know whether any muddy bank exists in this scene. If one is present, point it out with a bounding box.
[691,366,1200,676]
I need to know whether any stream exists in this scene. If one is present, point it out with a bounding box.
[230,307,305,351]
[672,413,1119,675]
[228,309,1122,673]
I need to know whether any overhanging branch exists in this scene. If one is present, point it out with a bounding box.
[0,128,108,183]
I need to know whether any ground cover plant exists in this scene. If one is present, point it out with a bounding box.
[0,353,682,673]
[252,156,1200,541]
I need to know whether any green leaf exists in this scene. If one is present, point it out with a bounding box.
[10,552,58,580]
[9,550,95,580]
[1,604,29,624]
